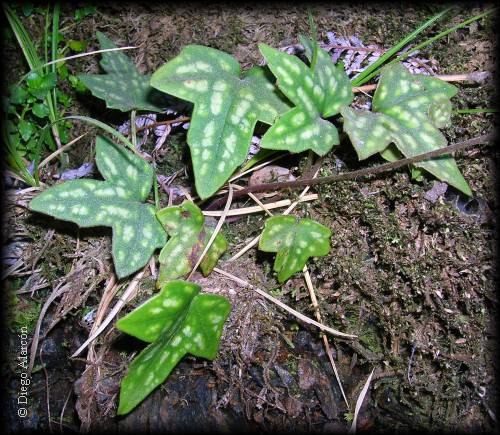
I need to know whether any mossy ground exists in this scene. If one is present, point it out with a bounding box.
[3,3,496,432]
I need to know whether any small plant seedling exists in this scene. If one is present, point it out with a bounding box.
[78,32,167,112]
[156,200,227,286]
[115,280,231,415]
[29,136,167,278]
[258,36,353,155]
[340,63,471,195]
[150,45,291,199]
[259,216,331,282]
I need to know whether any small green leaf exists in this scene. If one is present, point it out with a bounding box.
[259,216,331,283]
[156,200,227,286]
[78,32,166,112]
[116,280,231,415]
[68,74,87,92]
[258,38,353,155]
[56,89,72,107]
[29,136,166,278]
[26,71,56,100]
[68,39,87,52]
[9,85,28,105]
[74,6,96,21]
[150,45,290,199]
[341,63,471,195]
[18,119,34,141]
[31,103,50,118]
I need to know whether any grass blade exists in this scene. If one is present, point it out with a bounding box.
[358,8,497,85]
[3,4,42,69]
[2,123,38,187]
[351,8,451,87]
[392,8,495,65]
[64,115,135,151]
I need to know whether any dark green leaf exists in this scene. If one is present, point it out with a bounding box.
[29,136,167,278]
[116,280,231,415]
[78,32,165,112]
[259,38,353,155]
[26,71,56,99]
[259,216,331,282]
[9,85,28,105]
[341,63,471,195]
[156,200,227,286]
[18,119,34,141]
[151,45,290,198]
[31,103,50,118]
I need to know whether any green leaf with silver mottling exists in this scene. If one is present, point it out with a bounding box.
[156,200,227,287]
[259,216,331,283]
[258,39,353,155]
[150,45,290,199]
[341,63,471,195]
[78,32,165,112]
[29,136,166,278]
[116,280,231,415]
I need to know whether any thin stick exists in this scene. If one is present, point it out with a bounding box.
[40,347,52,432]
[42,46,137,67]
[38,133,87,168]
[203,194,317,217]
[187,185,234,280]
[353,71,490,93]
[303,266,350,409]
[71,263,150,358]
[212,133,493,205]
[28,283,69,375]
[135,116,191,133]
[59,388,72,433]
[213,267,356,339]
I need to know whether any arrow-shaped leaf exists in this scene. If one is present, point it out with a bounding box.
[116,280,231,415]
[156,200,227,287]
[150,45,290,199]
[259,216,331,283]
[29,136,166,278]
[258,38,353,155]
[78,32,166,112]
[340,63,471,195]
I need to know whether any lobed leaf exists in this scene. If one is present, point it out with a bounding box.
[341,63,471,195]
[29,136,166,278]
[78,32,166,112]
[116,280,231,415]
[150,45,290,199]
[156,200,227,286]
[259,216,331,283]
[258,39,353,155]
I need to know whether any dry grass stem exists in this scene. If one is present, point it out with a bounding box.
[303,266,350,409]
[349,368,375,433]
[213,267,356,339]
[188,185,234,280]
[203,194,317,218]
[39,133,87,169]
[71,262,150,358]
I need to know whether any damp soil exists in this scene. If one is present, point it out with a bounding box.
[2,3,497,434]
